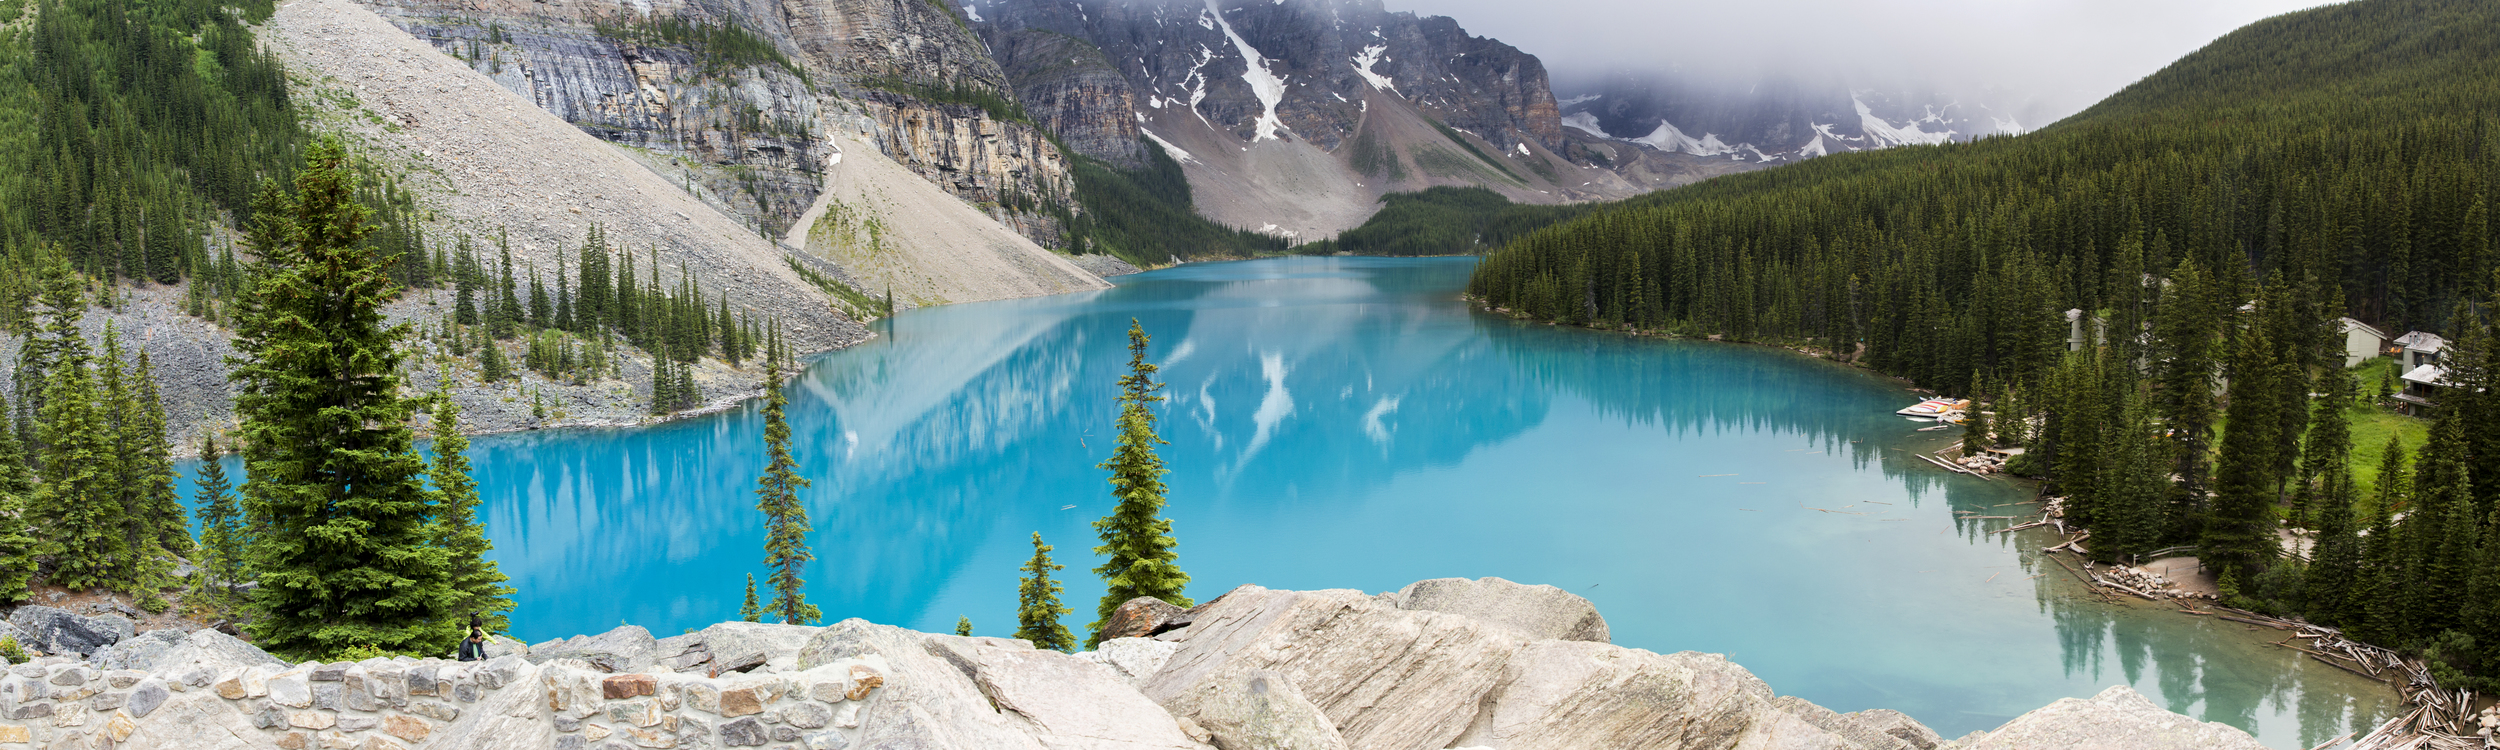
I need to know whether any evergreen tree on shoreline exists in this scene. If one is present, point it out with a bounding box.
[1015,532,1075,652]
[2204,322,2286,585]
[739,574,761,623]
[755,353,819,626]
[192,434,244,611]
[1089,320,1191,647]
[229,139,458,658]
[427,397,515,633]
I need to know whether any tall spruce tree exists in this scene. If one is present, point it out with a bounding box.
[229,138,459,658]
[755,354,819,625]
[0,394,36,602]
[2204,323,2286,584]
[2303,458,2364,627]
[1089,320,1191,647]
[2154,257,2224,536]
[2408,413,2476,637]
[126,350,189,558]
[1014,532,1076,652]
[2291,361,2356,529]
[426,397,515,632]
[2354,437,2412,644]
[31,316,124,591]
[192,434,245,611]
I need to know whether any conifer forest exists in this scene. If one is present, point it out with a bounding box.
[1469,0,2500,689]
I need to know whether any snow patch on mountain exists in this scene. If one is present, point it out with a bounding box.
[1854,95,1955,147]
[960,2,983,22]
[1630,119,1739,157]
[1991,115,2027,135]
[1556,93,1602,107]
[1142,128,1200,164]
[1559,112,1609,138]
[1206,0,1290,141]
[1351,44,1395,92]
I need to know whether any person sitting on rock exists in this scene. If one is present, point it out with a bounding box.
[457,614,487,661]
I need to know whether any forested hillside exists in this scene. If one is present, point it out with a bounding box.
[1469,0,2500,687]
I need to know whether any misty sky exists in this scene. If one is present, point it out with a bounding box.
[1387,0,2340,124]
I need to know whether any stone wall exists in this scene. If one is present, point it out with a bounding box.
[0,578,2273,750]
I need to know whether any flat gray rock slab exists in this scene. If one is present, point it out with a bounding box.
[1385,577,1609,643]
[1946,686,2266,750]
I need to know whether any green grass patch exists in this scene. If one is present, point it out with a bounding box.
[861,76,1031,126]
[786,258,892,320]
[1425,119,1523,183]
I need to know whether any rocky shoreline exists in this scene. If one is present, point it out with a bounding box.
[0,577,2281,749]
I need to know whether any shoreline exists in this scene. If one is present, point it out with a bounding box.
[1464,294,2483,746]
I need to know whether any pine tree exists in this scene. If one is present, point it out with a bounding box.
[1962,373,1992,456]
[427,397,516,633]
[479,339,509,383]
[228,138,459,658]
[2407,412,2476,637]
[954,617,972,637]
[2291,362,2355,529]
[30,318,124,591]
[126,350,188,558]
[2204,323,2285,584]
[2154,257,2223,535]
[1089,320,1191,647]
[192,434,244,611]
[1015,532,1076,652]
[0,394,36,603]
[2303,458,2363,627]
[756,353,819,625]
[739,574,761,623]
[2354,437,2412,644]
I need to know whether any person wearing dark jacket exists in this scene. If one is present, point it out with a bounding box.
[457,613,487,661]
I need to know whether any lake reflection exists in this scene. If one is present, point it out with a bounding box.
[179,257,2394,746]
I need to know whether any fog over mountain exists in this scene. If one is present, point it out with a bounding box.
[1392,0,2337,130]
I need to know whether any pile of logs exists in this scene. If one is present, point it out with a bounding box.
[2013,493,2491,748]
[2156,605,2488,749]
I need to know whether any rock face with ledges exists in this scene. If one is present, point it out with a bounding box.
[0,578,2276,750]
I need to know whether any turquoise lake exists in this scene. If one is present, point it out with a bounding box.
[183,256,2395,746]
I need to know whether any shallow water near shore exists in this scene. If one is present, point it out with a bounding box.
[182,256,2395,746]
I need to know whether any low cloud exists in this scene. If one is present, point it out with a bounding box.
[1385,0,2336,125]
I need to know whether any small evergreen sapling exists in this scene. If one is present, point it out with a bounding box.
[740,574,761,623]
[1015,532,1075,652]
[954,617,972,637]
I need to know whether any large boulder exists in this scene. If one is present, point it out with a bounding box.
[1946,686,2266,750]
[1143,585,1528,750]
[1447,639,1877,750]
[697,621,819,672]
[1149,585,1915,750]
[1100,596,1189,641]
[7,605,134,657]
[89,629,281,674]
[1079,637,1183,686]
[1178,668,1348,750]
[1384,577,1609,643]
[799,619,1211,748]
[524,624,656,673]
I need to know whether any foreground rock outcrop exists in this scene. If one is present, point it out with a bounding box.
[0,577,2269,749]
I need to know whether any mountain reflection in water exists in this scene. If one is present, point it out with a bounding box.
[179,257,2393,747]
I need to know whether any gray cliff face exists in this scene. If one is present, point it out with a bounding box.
[0,578,2277,750]
[986,29,1148,169]
[354,0,1078,249]
[363,2,830,239]
[968,0,1561,153]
